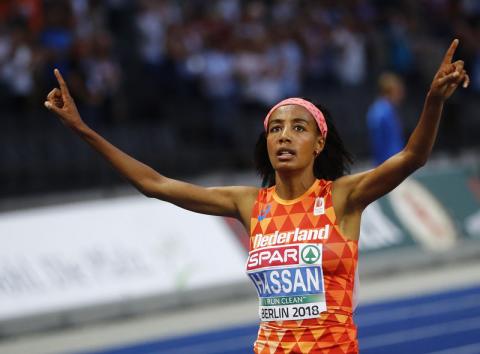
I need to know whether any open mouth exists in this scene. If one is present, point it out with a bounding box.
[277,148,296,160]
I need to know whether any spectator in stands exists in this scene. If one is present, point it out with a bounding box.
[332,17,367,86]
[81,32,123,125]
[366,72,405,165]
[0,26,34,119]
[134,0,176,118]
[196,33,238,146]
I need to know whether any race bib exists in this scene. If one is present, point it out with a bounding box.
[246,243,326,321]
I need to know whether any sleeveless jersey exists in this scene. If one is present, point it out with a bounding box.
[247,179,359,354]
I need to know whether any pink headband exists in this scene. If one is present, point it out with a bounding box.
[263,97,328,138]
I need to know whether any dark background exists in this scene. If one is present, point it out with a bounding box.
[1,0,479,198]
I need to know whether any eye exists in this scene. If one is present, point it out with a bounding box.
[294,125,305,132]
[269,126,281,133]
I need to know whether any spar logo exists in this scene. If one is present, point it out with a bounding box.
[247,244,322,271]
[301,245,320,264]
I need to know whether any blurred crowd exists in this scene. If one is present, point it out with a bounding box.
[2,0,480,122]
[1,0,480,195]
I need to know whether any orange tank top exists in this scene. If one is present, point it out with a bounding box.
[247,179,359,354]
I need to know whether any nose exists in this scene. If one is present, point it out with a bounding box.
[279,126,291,143]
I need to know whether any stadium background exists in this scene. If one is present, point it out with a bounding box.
[1,1,480,354]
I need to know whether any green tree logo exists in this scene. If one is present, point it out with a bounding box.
[301,245,320,264]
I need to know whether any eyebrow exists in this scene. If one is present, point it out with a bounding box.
[268,118,283,126]
[291,117,309,124]
[268,117,310,127]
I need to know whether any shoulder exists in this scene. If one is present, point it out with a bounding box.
[332,173,364,192]
[234,186,261,208]
[216,186,260,230]
[205,185,259,209]
[223,185,260,201]
[332,175,352,200]
[332,171,371,211]
[243,186,261,199]
[334,171,372,193]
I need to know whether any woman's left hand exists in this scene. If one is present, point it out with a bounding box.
[429,39,470,101]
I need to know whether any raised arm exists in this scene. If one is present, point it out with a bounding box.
[337,39,469,212]
[44,69,257,227]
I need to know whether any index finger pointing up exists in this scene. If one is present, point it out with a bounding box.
[54,68,70,98]
[442,39,459,64]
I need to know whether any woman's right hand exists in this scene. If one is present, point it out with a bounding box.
[44,69,84,129]
[43,72,257,230]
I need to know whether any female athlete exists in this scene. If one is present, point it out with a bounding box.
[45,39,469,353]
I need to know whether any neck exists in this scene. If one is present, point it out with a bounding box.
[274,170,317,200]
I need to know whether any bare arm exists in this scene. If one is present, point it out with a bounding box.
[44,69,258,225]
[336,39,470,213]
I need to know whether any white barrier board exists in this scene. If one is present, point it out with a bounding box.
[0,196,247,320]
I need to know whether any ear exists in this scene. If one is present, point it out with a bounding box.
[314,135,325,156]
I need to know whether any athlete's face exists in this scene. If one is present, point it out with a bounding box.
[266,105,324,174]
